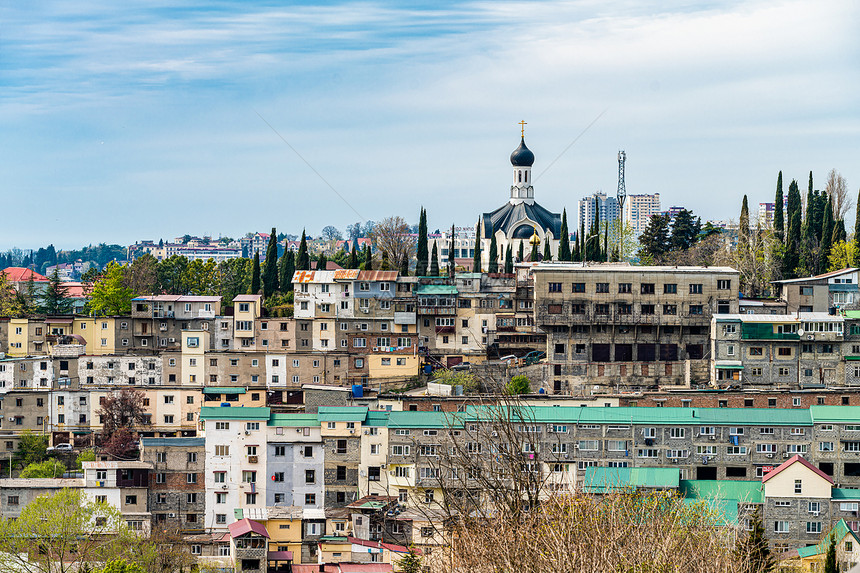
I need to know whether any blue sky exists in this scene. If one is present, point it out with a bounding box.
[1,0,858,249]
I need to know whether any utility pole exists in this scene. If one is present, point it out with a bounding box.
[616,151,627,259]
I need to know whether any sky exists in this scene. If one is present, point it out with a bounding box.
[1,0,858,250]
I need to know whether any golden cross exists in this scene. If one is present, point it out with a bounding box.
[519,120,527,138]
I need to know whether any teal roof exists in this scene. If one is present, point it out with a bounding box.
[416,285,458,295]
[199,406,271,421]
[583,467,679,493]
[365,411,391,427]
[796,520,860,558]
[317,406,369,422]
[680,480,763,504]
[683,498,739,526]
[810,406,860,423]
[268,413,319,427]
[141,438,205,448]
[831,488,860,500]
[387,411,463,429]
[202,387,246,394]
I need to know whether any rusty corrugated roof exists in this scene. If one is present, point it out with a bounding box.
[357,270,398,281]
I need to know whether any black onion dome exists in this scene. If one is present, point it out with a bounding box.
[510,137,535,167]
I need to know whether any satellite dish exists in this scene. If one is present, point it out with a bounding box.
[797,329,805,336]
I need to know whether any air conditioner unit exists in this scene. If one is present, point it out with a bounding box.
[380,464,386,469]
[709,436,716,441]
[349,429,355,434]
[221,484,228,489]
[168,513,176,518]
[168,338,176,343]
[783,452,790,458]
[812,510,820,516]
[7,417,14,422]
[245,431,251,435]
[574,443,580,450]
[363,430,369,435]
[766,453,774,459]
[807,335,814,340]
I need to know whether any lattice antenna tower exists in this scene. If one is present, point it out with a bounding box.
[617,150,627,258]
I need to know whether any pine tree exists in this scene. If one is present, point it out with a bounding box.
[559,209,571,261]
[638,214,671,261]
[347,242,358,269]
[262,228,279,297]
[504,244,513,273]
[737,513,775,573]
[416,208,428,276]
[824,532,837,573]
[774,171,785,241]
[249,252,261,295]
[429,243,439,276]
[472,220,482,272]
[488,234,498,273]
[278,250,295,292]
[543,237,552,261]
[296,230,310,271]
[41,269,72,315]
[670,209,697,251]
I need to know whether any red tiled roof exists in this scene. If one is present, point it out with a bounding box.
[347,536,410,553]
[233,294,261,302]
[762,455,834,484]
[2,267,48,282]
[228,518,269,539]
[61,282,88,297]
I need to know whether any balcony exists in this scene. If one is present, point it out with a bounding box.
[394,312,416,325]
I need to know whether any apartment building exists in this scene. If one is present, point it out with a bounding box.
[773,268,860,314]
[82,460,152,535]
[623,193,661,237]
[532,263,739,392]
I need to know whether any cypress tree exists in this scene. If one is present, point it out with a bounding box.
[363,244,374,271]
[399,252,409,276]
[603,222,609,262]
[347,242,358,269]
[296,230,310,271]
[543,237,552,261]
[784,179,802,278]
[278,249,295,293]
[774,171,785,241]
[504,244,513,274]
[416,208,428,276]
[530,238,539,262]
[316,253,328,270]
[833,219,847,245]
[262,227,279,297]
[249,252,261,295]
[572,231,580,262]
[824,533,837,573]
[487,234,498,273]
[821,198,835,268]
[739,195,750,254]
[472,220,482,272]
[580,222,586,261]
[518,240,524,263]
[559,209,571,261]
[448,224,455,277]
[737,513,775,573]
[380,251,391,271]
[429,243,439,276]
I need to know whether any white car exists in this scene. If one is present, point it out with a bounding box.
[48,443,73,452]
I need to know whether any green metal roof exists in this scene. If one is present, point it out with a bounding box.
[846,356,860,361]
[387,411,463,429]
[831,488,860,500]
[714,364,744,370]
[317,406,369,422]
[199,406,271,421]
[796,520,860,558]
[583,467,679,493]
[365,411,391,427]
[268,413,319,427]
[680,480,763,504]
[202,387,246,394]
[844,311,860,319]
[415,285,458,295]
[810,406,860,423]
[683,498,739,526]
[319,536,349,543]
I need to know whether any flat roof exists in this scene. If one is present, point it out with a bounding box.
[199,406,271,420]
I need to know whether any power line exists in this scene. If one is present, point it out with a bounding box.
[534,108,609,182]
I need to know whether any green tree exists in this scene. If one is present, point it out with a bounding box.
[183,259,218,296]
[380,251,391,271]
[316,253,328,270]
[518,240,524,263]
[821,197,835,267]
[504,244,513,274]
[431,369,479,393]
[155,255,189,294]
[506,375,531,395]
[278,249,295,293]
[125,253,158,296]
[824,532,838,573]
[347,242,359,270]
[41,269,72,314]
[20,459,67,478]
[296,230,310,271]
[96,560,144,573]
[487,233,498,273]
[15,430,48,467]
[472,221,482,272]
[854,187,860,265]
[558,209,571,261]
[87,262,133,316]
[429,243,439,276]
[774,171,785,241]
[784,179,803,278]
[543,237,552,261]
[249,252,261,295]
[0,273,25,317]
[363,244,374,271]
[75,449,96,470]
[0,488,137,573]
[530,237,539,262]
[398,546,423,573]
[448,224,456,277]
[262,227,279,297]
[669,209,698,252]
[216,258,251,303]
[416,207,429,276]
[736,513,774,573]
[638,214,671,261]
[739,195,751,255]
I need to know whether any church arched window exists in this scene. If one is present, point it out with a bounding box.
[518,171,522,183]
[524,171,528,183]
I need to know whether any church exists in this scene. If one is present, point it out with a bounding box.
[477,127,562,270]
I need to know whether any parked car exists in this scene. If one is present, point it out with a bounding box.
[48,443,73,452]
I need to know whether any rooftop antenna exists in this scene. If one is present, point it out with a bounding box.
[616,150,627,259]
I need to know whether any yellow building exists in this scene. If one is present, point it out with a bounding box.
[367,353,420,380]
[181,330,208,386]
[262,506,304,559]
[7,318,30,357]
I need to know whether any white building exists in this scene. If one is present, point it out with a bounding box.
[623,193,661,237]
[578,192,620,234]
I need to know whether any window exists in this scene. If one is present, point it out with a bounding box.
[215,445,229,456]
[640,283,655,294]
[305,493,316,505]
[664,283,677,294]
[548,282,562,293]
[794,479,802,494]
[596,282,609,293]
[689,284,703,294]
[619,283,632,293]
[807,522,822,534]
[774,521,789,534]
[571,282,585,293]
[669,428,686,439]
